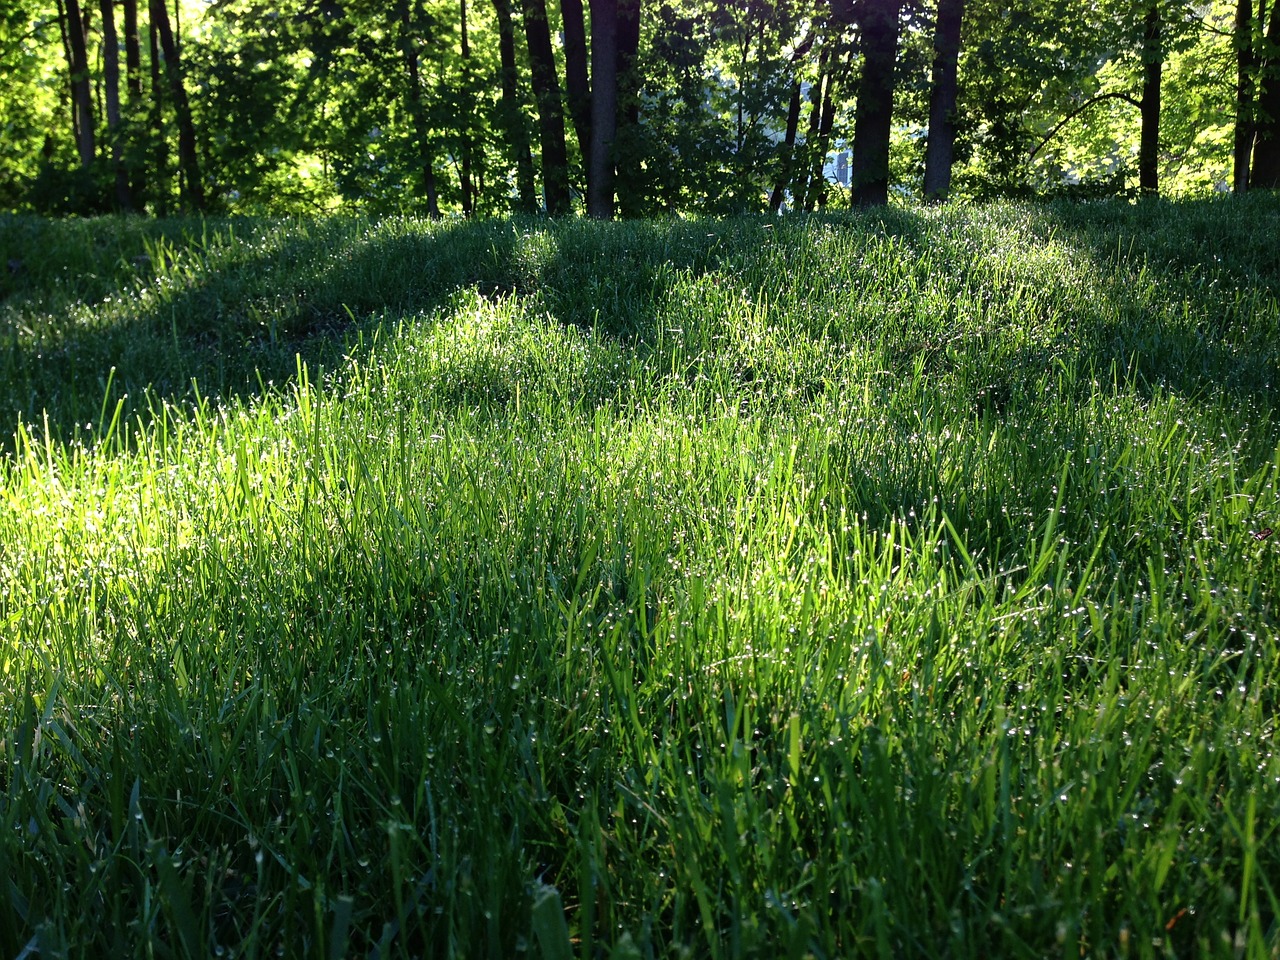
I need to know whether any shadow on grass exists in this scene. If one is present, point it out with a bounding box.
[1,197,1277,451]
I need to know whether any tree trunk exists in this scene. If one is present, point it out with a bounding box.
[100,0,133,209]
[123,0,142,100]
[769,80,803,211]
[492,0,537,212]
[614,0,643,216]
[396,0,441,217]
[151,0,203,210]
[1250,0,1280,187]
[521,0,572,213]
[923,0,963,201]
[850,0,902,207]
[1138,0,1162,196]
[794,51,828,211]
[812,69,838,208]
[459,0,474,215]
[149,15,168,214]
[64,0,96,169]
[587,0,618,218]
[1234,0,1256,191]
[561,0,592,168]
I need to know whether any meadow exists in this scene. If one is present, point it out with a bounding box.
[0,198,1277,958]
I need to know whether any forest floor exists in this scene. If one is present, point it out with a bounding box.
[1,198,1278,958]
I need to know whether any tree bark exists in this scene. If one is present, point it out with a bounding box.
[923,0,963,201]
[561,0,592,166]
[151,0,203,210]
[850,0,902,207]
[769,80,803,211]
[1234,0,1256,191]
[794,48,829,211]
[148,14,168,214]
[521,0,572,213]
[1138,0,1162,196]
[1250,0,1280,187]
[123,0,142,100]
[492,0,538,212]
[587,0,618,218]
[100,0,133,209]
[614,0,642,216]
[459,0,474,215]
[64,0,96,169]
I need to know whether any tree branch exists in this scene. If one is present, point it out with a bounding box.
[1028,91,1143,166]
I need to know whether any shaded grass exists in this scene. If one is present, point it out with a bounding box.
[1,196,1278,957]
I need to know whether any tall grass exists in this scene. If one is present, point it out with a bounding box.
[1,196,1278,957]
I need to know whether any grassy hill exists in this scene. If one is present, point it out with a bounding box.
[1,198,1278,957]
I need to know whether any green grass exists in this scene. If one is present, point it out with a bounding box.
[1,196,1278,958]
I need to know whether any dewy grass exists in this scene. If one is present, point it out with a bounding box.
[0,197,1278,957]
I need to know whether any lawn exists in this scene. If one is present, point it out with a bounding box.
[1,198,1278,958]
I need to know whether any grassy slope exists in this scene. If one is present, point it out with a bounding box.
[0,198,1278,958]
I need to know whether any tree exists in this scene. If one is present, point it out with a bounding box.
[151,0,203,209]
[61,0,96,170]
[923,0,964,200]
[850,0,903,205]
[588,0,619,217]
[1138,0,1162,194]
[1250,0,1280,187]
[522,0,572,212]
[493,0,539,211]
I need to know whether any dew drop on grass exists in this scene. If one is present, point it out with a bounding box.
[484,721,497,735]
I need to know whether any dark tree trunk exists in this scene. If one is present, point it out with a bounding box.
[561,0,592,168]
[850,0,902,207]
[521,0,572,213]
[148,16,168,215]
[459,0,474,215]
[587,0,618,218]
[395,0,441,217]
[151,0,203,210]
[769,80,803,211]
[1234,0,1256,191]
[1251,0,1280,187]
[614,0,642,216]
[812,70,838,208]
[123,0,141,100]
[64,0,96,169]
[923,0,963,201]
[492,0,537,212]
[1138,1,1162,195]
[100,0,133,209]
[794,50,828,211]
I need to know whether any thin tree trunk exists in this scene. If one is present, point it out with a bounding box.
[521,0,572,213]
[812,70,838,209]
[492,0,537,212]
[561,0,592,167]
[1234,0,1256,192]
[587,0,618,218]
[794,46,829,211]
[148,16,168,214]
[151,0,203,210]
[923,0,963,201]
[1250,0,1280,187]
[850,0,902,206]
[64,0,96,169]
[123,0,141,99]
[100,0,133,209]
[396,0,441,217]
[1138,0,1162,195]
[459,0,474,215]
[770,80,803,211]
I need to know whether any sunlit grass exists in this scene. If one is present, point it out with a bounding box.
[1,197,1278,957]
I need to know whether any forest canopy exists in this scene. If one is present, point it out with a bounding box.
[1,0,1278,217]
